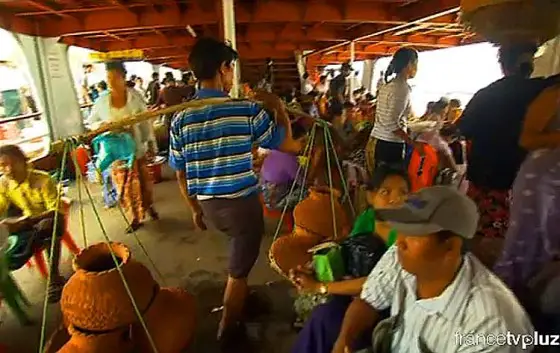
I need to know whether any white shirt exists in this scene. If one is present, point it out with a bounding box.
[361,246,534,353]
[87,88,156,157]
[0,65,26,92]
[302,79,314,95]
[371,78,411,143]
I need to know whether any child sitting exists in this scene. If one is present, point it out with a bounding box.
[260,122,308,210]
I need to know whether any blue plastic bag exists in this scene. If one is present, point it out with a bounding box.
[91,132,137,172]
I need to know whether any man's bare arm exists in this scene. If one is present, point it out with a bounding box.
[334,298,380,350]
[175,170,202,214]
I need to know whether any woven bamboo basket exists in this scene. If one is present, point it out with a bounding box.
[268,233,321,279]
[460,0,560,44]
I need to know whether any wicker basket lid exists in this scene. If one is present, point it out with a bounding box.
[460,0,560,44]
[269,233,321,278]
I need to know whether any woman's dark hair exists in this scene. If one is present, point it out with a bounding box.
[0,145,28,163]
[449,98,461,108]
[189,37,239,80]
[385,47,418,83]
[431,98,450,115]
[105,61,126,76]
[498,43,538,77]
[365,166,411,191]
[97,80,108,90]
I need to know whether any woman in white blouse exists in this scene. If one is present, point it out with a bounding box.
[366,47,423,174]
[88,61,158,233]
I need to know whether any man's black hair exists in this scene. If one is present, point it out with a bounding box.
[436,230,468,254]
[498,43,538,77]
[97,80,108,90]
[105,61,126,76]
[189,37,239,80]
[151,72,159,79]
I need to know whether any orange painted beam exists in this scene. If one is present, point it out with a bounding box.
[3,1,392,37]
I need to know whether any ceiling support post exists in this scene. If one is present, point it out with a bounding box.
[349,40,355,101]
[221,0,240,98]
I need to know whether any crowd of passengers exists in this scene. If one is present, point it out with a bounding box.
[0,36,558,353]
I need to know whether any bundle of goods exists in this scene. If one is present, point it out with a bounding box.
[45,242,196,353]
[460,0,560,44]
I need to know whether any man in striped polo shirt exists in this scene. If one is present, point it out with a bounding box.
[333,186,533,353]
[169,37,302,346]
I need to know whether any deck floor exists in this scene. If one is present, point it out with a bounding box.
[0,168,298,353]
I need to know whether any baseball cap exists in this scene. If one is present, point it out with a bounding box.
[375,186,479,239]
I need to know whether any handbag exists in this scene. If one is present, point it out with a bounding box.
[310,242,345,283]
[371,287,405,353]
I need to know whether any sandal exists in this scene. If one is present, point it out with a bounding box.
[126,221,143,234]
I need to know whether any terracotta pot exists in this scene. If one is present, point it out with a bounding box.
[58,325,134,353]
[61,242,159,332]
[132,287,196,353]
[44,325,71,353]
[269,234,320,278]
[293,186,350,241]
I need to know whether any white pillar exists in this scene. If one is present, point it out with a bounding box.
[361,59,375,92]
[295,51,306,87]
[349,41,355,101]
[15,34,84,140]
[222,0,240,98]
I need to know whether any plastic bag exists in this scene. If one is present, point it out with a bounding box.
[311,242,345,283]
[92,132,137,172]
[341,232,387,278]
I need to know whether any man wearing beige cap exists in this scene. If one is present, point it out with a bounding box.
[332,186,534,353]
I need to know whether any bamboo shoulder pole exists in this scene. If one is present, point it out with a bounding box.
[49,97,325,153]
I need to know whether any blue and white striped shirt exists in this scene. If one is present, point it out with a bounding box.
[361,246,534,353]
[169,88,285,199]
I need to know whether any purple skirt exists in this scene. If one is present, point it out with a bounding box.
[291,296,373,353]
[494,148,560,294]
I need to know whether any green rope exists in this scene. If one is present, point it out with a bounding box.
[78,160,159,353]
[69,145,87,247]
[77,142,166,286]
[323,127,338,241]
[298,124,317,202]
[271,124,317,241]
[325,129,356,218]
[38,141,69,352]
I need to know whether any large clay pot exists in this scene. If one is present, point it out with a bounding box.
[269,233,321,278]
[58,325,134,353]
[293,186,350,241]
[132,287,196,353]
[460,0,560,44]
[61,242,159,332]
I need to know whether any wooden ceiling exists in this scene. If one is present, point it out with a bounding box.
[0,0,476,70]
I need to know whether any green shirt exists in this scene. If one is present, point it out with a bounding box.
[349,208,397,246]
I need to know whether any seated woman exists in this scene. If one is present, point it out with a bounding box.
[290,167,410,353]
[0,145,65,303]
[260,122,308,210]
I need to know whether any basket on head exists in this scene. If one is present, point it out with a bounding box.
[460,0,560,45]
